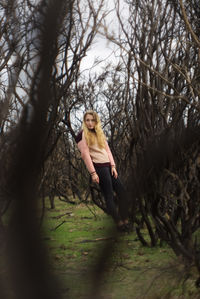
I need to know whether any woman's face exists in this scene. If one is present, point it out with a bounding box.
[85,114,96,130]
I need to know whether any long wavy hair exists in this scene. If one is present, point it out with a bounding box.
[82,110,106,148]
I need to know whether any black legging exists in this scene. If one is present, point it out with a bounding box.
[95,166,128,223]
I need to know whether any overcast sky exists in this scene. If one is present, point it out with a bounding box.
[79,0,127,75]
[80,36,117,75]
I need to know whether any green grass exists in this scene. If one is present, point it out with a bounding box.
[40,198,199,299]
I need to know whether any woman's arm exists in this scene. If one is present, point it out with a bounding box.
[105,140,118,178]
[104,140,116,167]
[76,131,96,174]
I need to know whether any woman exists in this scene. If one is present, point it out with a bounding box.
[75,110,129,231]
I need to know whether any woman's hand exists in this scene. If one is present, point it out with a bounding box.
[91,172,99,184]
[111,166,118,179]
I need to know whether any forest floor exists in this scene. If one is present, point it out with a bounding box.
[41,198,199,299]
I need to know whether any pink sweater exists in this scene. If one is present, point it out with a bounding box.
[75,130,116,174]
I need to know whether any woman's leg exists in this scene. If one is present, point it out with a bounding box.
[95,167,120,223]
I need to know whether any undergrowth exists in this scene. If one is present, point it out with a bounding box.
[41,198,199,299]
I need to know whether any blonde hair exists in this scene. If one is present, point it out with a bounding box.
[82,110,106,148]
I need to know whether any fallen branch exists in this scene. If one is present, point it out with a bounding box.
[50,221,66,231]
[77,237,115,243]
[51,211,73,219]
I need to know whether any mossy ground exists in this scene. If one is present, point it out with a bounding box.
[40,198,199,299]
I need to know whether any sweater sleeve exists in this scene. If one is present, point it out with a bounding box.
[105,140,116,166]
[76,131,96,174]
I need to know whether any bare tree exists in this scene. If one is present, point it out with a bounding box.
[0,1,74,298]
[1,0,199,295]
[93,0,200,280]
